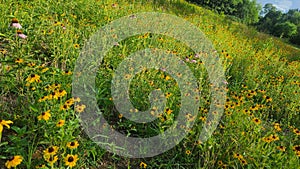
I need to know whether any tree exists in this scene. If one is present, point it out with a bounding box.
[235,0,261,24]
[273,21,297,38]
[290,27,300,45]
[256,4,283,34]
[256,4,300,45]
[187,0,261,24]
[261,3,277,15]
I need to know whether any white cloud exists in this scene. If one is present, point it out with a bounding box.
[276,0,293,11]
[257,0,296,12]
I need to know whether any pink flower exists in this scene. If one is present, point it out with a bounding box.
[10,18,22,29]
[11,23,22,29]
[17,30,27,39]
[18,33,27,39]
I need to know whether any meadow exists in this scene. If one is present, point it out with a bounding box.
[0,0,299,168]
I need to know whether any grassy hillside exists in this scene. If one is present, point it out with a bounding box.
[0,0,299,168]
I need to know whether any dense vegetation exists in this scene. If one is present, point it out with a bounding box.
[186,0,262,24]
[256,3,300,45]
[0,0,299,168]
[187,0,300,46]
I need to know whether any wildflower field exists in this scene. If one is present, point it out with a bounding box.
[0,0,299,168]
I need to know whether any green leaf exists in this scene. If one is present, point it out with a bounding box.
[0,141,8,147]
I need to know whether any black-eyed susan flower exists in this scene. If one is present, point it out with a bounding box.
[65,99,74,106]
[58,89,67,98]
[43,146,59,156]
[165,75,171,80]
[35,164,46,168]
[165,92,172,99]
[73,44,80,49]
[124,74,131,80]
[293,128,300,136]
[239,158,247,165]
[45,83,61,91]
[75,104,86,113]
[41,67,49,73]
[262,136,272,143]
[233,153,243,159]
[27,62,35,67]
[112,3,118,7]
[60,104,70,111]
[64,154,79,168]
[64,70,72,75]
[293,145,300,157]
[56,119,65,127]
[250,105,258,111]
[265,95,272,102]
[277,146,286,152]
[118,114,123,119]
[274,123,282,132]
[185,150,191,155]
[38,96,48,102]
[49,91,60,100]
[67,141,79,149]
[270,134,279,141]
[73,97,81,102]
[38,110,51,121]
[165,108,173,115]
[293,145,300,152]
[0,119,13,133]
[5,155,23,168]
[258,89,266,94]
[199,116,206,122]
[217,160,223,166]
[15,58,24,64]
[26,74,41,83]
[140,162,147,168]
[252,117,261,125]
[44,155,58,166]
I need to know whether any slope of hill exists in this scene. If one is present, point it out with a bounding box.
[0,0,299,168]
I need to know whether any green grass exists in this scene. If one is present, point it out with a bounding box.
[0,0,299,168]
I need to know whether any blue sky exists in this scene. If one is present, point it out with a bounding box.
[256,0,300,12]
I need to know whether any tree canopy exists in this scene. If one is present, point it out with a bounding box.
[256,4,300,45]
[187,0,261,24]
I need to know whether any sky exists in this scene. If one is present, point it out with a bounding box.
[256,0,300,12]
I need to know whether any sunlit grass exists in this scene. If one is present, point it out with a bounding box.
[0,0,299,168]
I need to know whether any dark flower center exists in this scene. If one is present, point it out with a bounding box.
[48,147,54,153]
[68,156,74,162]
[9,156,15,161]
[70,142,75,146]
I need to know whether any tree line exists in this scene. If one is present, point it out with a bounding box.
[187,0,300,46]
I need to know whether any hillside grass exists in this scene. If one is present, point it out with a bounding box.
[0,0,299,168]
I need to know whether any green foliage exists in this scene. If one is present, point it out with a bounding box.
[187,0,261,24]
[274,21,297,38]
[0,0,299,168]
[256,4,300,45]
